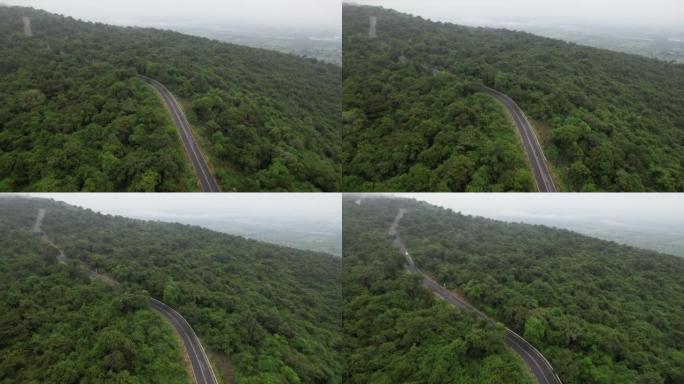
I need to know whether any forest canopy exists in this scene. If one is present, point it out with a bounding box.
[342,196,534,383]
[0,6,340,191]
[343,4,684,191]
[0,197,341,383]
[0,198,189,383]
[367,195,684,383]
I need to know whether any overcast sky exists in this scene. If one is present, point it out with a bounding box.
[357,0,684,30]
[397,193,684,230]
[4,0,340,30]
[25,193,341,229]
[22,193,684,230]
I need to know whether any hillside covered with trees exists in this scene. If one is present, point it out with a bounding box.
[0,196,341,383]
[0,6,340,191]
[380,196,684,383]
[342,196,534,383]
[0,198,189,383]
[343,4,684,191]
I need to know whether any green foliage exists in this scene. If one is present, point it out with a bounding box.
[384,196,684,383]
[0,8,198,192]
[0,6,340,191]
[343,4,684,191]
[342,5,534,191]
[523,316,546,345]
[3,197,341,383]
[342,197,533,383]
[0,199,189,383]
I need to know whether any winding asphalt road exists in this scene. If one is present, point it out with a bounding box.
[22,16,32,37]
[139,75,221,192]
[369,16,378,38]
[33,208,67,264]
[32,209,218,384]
[389,209,562,384]
[484,87,557,192]
[150,299,219,384]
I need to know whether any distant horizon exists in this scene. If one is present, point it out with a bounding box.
[16,193,341,231]
[8,193,342,256]
[349,1,684,34]
[385,193,684,227]
[342,193,684,257]
[3,0,341,33]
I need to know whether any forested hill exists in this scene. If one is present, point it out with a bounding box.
[0,196,341,383]
[0,198,190,383]
[342,196,534,383]
[0,6,340,191]
[365,196,684,383]
[343,4,684,191]
[343,5,534,192]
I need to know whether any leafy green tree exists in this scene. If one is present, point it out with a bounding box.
[523,316,546,345]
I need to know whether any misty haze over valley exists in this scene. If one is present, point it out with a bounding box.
[3,0,341,63]
[27,194,342,256]
[357,0,684,62]
[401,193,684,257]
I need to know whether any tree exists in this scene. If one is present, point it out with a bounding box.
[523,316,546,345]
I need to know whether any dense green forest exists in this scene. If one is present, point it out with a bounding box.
[376,196,684,383]
[0,7,196,192]
[0,6,340,191]
[342,6,534,192]
[342,197,534,383]
[0,197,341,383]
[0,198,189,383]
[343,5,684,191]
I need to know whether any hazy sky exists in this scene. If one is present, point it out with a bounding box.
[398,193,684,229]
[5,0,341,30]
[357,0,684,30]
[23,193,684,229]
[26,193,341,229]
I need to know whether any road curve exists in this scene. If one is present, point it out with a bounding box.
[139,75,221,192]
[150,299,219,384]
[484,87,557,192]
[389,209,562,384]
[32,209,219,384]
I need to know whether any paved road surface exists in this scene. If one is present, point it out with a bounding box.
[369,16,378,38]
[22,16,32,37]
[139,75,220,192]
[150,299,219,384]
[484,87,557,192]
[389,209,562,384]
[32,208,45,233]
[32,209,218,384]
[32,208,67,264]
